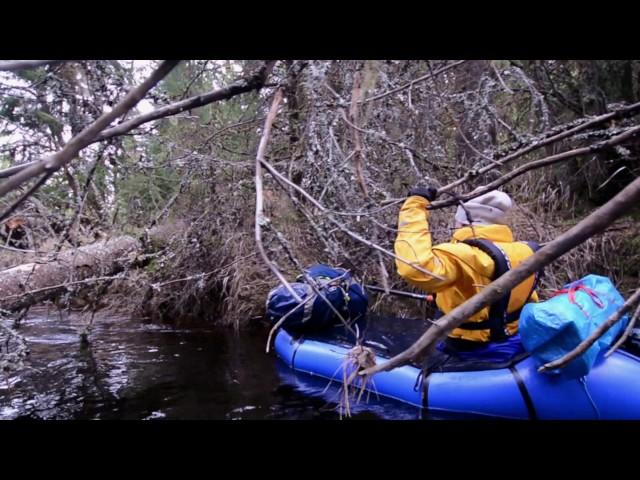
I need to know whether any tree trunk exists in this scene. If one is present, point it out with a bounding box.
[0,235,140,311]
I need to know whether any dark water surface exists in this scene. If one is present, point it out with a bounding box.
[5,306,640,421]
[0,308,425,420]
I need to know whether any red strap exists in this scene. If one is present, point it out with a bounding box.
[552,284,604,316]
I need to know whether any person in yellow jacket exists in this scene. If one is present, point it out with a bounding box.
[394,185,540,361]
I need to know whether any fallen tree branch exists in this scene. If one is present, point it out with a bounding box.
[1,274,126,301]
[0,61,180,204]
[378,123,640,209]
[362,60,467,104]
[348,70,369,197]
[339,109,441,170]
[0,235,140,311]
[606,302,640,357]
[53,146,108,249]
[0,60,63,72]
[0,162,40,180]
[0,61,277,180]
[0,244,37,254]
[150,252,258,289]
[439,100,640,194]
[429,124,640,209]
[0,171,53,223]
[426,60,499,166]
[255,88,302,302]
[338,114,640,213]
[94,60,276,142]
[539,286,640,372]
[359,174,640,376]
[269,170,358,268]
[148,176,189,230]
[258,156,445,281]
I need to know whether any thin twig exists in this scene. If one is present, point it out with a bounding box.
[150,253,258,289]
[438,101,640,194]
[1,275,125,301]
[348,70,368,197]
[265,295,315,353]
[0,172,53,223]
[361,60,467,104]
[0,244,37,254]
[606,302,640,357]
[255,88,301,301]
[429,124,640,209]
[258,157,445,281]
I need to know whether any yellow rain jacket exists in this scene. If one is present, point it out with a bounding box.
[394,196,539,343]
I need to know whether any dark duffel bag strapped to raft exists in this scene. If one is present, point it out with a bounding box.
[266,264,368,332]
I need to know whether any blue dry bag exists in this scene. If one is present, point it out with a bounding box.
[520,274,629,379]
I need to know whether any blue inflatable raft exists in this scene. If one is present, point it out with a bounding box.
[274,320,640,419]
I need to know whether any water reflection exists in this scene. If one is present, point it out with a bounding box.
[0,307,431,420]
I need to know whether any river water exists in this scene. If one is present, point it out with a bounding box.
[9,307,638,420]
[0,308,425,420]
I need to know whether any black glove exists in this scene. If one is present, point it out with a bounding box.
[409,185,438,202]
